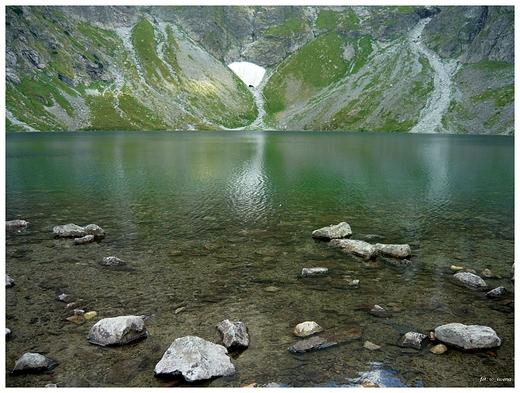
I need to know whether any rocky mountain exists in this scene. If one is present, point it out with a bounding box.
[5,5,514,133]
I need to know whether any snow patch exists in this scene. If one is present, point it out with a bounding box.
[228,62,266,88]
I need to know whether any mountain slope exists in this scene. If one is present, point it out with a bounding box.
[5,5,514,134]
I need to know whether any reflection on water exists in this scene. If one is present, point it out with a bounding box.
[5,131,514,387]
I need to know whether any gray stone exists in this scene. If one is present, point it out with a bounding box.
[329,239,376,260]
[485,286,507,299]
[217,319,249,349]
[87,315,148,346]
[363,341,381,350]
[312,222,352,240]
[84,224,106,238]
[287,336,337,353]
[370,304,392,318]
[154,336,235,382]
[302,267,328,277]
[6,219,28,230]
[400,331,427,349]
[12,353,58,374]
[452,272,488,290]
[293,321,323,337]
[53,223,87,238]
[101,256,127,266]
[375,243,411,259]
[74,234,95,245]
[6,274,15,288]
[434,323,501,350]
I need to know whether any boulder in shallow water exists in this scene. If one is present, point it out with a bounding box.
[485,286,507,299]
[302,267,328,277]
[287,336,337,354]
[329,239,376,260]
[6,274,15,288]
[74,235,95,245]
[400,331,427,349]
[84,224,106,238]
[6,219,28,231]
[53,223,105,238]
[312,222,352,240]
[452,272,488,291]
[154,336,235,382]
[87,315,148,346]
[217,319,249,349]
[101,256,127,266]
[293,321,323,337]
[12,352,58,374]
[434,323,501,350]
[375,243,411,259]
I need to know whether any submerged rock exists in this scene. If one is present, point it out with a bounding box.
[101,256,127,266]
[363,341,381,351]
[53,223,105,238]
[430,343,448,354]
[154,336,235,382]
[6,274,15,288]
[302,267,328,277]
[312,222,352,240]
[287,336,337,353]
[293,321,323,337]
[12,353,58,374]
[452,272,488,291]
[329,239,376,260]
[400,331,427,349]
[485,286,507,299]
[434,323,501,350]
[375,243,411,259]
[217,319,249,349]
[74,235,95,245]
[87,315,148,346]
[6,219,28,231]
[370,304,392,318]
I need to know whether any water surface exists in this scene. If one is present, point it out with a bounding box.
[5,131,514,387]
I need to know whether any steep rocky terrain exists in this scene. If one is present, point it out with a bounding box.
[5,5,514,133]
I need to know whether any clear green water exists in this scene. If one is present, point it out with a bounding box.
[5,131,514,387]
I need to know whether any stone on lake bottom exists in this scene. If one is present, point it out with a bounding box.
[370,304,392,318]
[452,272,488,291]
[302,267,329,277]
[154,336,235,382]
[87,315,148,346]
[217,319,249,349]
[6,274,15,288]
[430,343,448,354]
[293,321,323,337]
[12,352,58,374]
[363,341,381,351]
[434,323,501,350]
[6,219,28,230]
[400,331,428,349]
[74,234,95,245]
[486,286,507,299]
[101,256,127,266]
[312,222,352,240]
[287,336,337,354]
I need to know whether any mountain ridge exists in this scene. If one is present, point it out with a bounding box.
[5,5,514,134]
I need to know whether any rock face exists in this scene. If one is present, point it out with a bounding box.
[375,243,411,259]
[434,323,501,350]
[452,272,488,290]
[12,353,58,374]
[400,331,427,349]
[312,222,352,240]
[217,320,249,349]
[302,267,328,277]
[87,315,148,346]
[53,223,105,238]
[6,219,28,230]
[329,239,377,260]
[154,336,235,382]
[287,336,337,354]
[293,321,323,337]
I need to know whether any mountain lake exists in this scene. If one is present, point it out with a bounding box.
[4,131,514,387]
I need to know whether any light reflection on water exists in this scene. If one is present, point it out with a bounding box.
[5,131,514,387]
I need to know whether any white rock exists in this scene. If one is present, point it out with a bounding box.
[375,243,411,258]
[87,315,147,346]
[329,239,376,260]
[302,267,329,277]
[452,272,488,290]
[434,323,501,350]
[312,222,352,240]
[13,353,58,374]
[293,321,323,337]
[154,336,235,382]
[217,320,249,349]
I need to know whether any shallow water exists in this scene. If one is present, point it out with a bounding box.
[5,131,514,387]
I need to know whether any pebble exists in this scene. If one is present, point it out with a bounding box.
[293,321,323,337]
[430,343,448,354]
[363,341,381,351]
[302,267,328,277]
[450,265,464,271]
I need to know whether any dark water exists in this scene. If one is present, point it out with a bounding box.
[4,131,514,387]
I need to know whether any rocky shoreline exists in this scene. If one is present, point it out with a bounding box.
[5,219,514,387]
